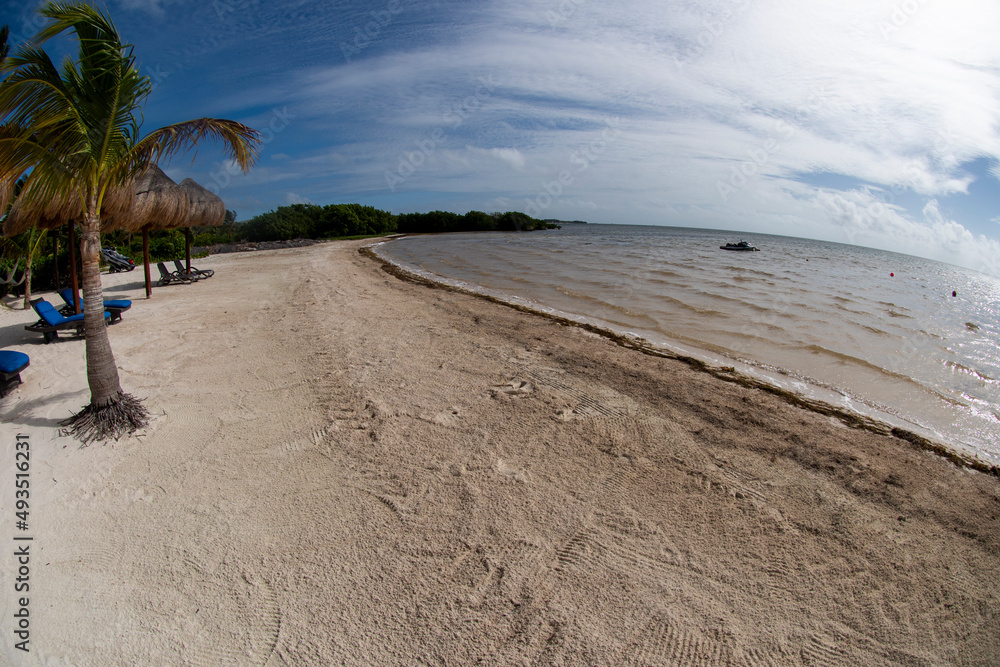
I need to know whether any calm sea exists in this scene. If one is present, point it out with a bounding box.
[374,224,1000,466]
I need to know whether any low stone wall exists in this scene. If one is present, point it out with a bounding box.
[194,238,327,256]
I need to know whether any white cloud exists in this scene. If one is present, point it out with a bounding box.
[285,192,312,205]
[114,0,171,16]
[463,146,526,171]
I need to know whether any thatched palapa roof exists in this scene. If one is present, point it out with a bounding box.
[2,179,136,237]
[2,168,226,237]
[178,178,225,228]
[108,164,190,232]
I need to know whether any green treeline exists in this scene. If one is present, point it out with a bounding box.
[1,204,559,297]
[239,203,397,241]
[397,210,555,233]
[238,204,558,241]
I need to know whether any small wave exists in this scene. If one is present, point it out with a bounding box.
[803,344,927,386]
[879,300,910,311]
[945,360,998,385]
[729,275,777,286]
[859,324,892,336]
[888,310,913,319]
[652,294,726,317]
[650,268,683,278]
[693,290,791,316]
[645,277,692,290]
[553,286,661,323]
[833,302,869,316]
[728,266,777,279]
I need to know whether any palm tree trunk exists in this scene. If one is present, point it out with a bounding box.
[69,224,81,313]
[62,206,149,445]
[60,204,149,445]
[21,257,31,310]
[142,227,151,298]
[53,236,60,289]
[80,211,122,407]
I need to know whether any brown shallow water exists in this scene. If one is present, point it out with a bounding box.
[378,224,1000,466]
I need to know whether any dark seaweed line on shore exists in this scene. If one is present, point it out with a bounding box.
[360,243,998,478]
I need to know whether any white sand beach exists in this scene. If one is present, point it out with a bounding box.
[1,240,997,665]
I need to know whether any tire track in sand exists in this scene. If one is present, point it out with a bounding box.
[624,615,733,666]
[183,572,282,667]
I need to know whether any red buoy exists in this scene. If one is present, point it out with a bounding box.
[890,272,894,277]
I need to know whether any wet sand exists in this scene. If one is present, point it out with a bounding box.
[1,239,997,665]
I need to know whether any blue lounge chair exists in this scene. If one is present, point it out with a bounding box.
[0,350,29,397]
[56,288,131,323]
[25,298,110,344]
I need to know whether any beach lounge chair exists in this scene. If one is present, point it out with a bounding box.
[0,350,29,397]
[57,288,132,323]
[24,298,110,344]
[157,262,192,286]
[171,260,201,281]
[173,260,214,280]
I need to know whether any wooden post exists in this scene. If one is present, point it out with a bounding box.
[142,227,152,299]
[69,223,81,314]
[53,235,60,289]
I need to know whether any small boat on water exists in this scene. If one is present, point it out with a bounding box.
[720,240,759,251]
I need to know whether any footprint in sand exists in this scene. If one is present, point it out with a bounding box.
[496,458,531,483]
[431,407,464,427]
[490,379,534,397]
[554,407,579,422]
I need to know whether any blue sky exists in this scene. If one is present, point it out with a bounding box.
[3,0,1000,276]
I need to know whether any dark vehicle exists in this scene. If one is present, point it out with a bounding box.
[101,247,137,272]
[720,240,760,251]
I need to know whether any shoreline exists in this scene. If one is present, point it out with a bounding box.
[1,240,997,664]
[362,240,998,478]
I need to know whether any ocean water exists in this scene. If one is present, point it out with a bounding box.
[374,224,1000,467]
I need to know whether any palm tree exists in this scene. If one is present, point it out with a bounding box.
[223,208,238,241]
[0,176,49,310]
[0,2,261,443]
[0,226,48,310]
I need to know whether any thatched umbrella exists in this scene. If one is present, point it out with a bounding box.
[116,164,191,232]
[177,178,225,272]
[3,180,136,312]
[107,164,191,298]
[3,181,136,235]
[99,172,224,296]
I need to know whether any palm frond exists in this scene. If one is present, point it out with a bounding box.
[34,2,122,52]
[0,43,92,183]
[27,1,150,178]
[0,46,78,130]
[0,123,81,213]
[4,2,261,235]
[128,118,262,178]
